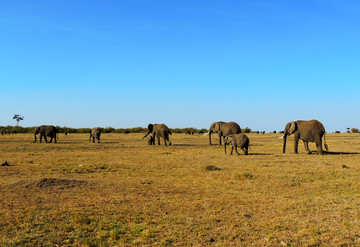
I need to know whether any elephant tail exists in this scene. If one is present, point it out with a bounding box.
[323,132,329,152]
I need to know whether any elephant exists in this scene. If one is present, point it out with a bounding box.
[143,124,172,146]
[89,127,101,143]
[282,120,328,155]
[124,130,130,134]
[224,134,249,155]
[199,130,204,135]
[145,135,155,145]
[185,130,191,135]
[34,125,58,143]
[205,121,241,145]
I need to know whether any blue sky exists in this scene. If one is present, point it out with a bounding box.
[1,1,359,131]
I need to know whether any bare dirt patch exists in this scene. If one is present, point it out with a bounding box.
[10,178,87,190]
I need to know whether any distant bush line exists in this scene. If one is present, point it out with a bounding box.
[0,126,210,134]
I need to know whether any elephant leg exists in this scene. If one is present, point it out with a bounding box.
[92,137,95,143]
[167,137,172,146]
[157,136,160,145]
[54,135,57,143]
[39,134,43,143]
[44,135,48,143]
[294,135,299,154]
[242,146,248,155]
[49,136,53,143]
[315,137,324,155]
[218,132,223,146]
[164,137,167,146]
[303,141,311,154]
[235,146,241,155]
[230,145,234,155]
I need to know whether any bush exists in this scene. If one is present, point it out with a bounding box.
[351,128,359,133]
[242,127,251,133]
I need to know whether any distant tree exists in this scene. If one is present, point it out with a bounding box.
[351,128,359,133]
[242,127,251,133]
[13,114,24,126]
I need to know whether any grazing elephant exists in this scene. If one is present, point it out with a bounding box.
[124,130,130,134]
[145,135,155,145]
[224,134,249,155]
[205,121,241,145]
[34,125,58,143]
[143,124,172,146]
[199,130,204,135]
[282,120,328,155]
[185,130,191,135]
[89,127,101,143]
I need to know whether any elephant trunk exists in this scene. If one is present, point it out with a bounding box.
[224,141,227,154]
[209,131,212,145]
[283,134,287,153]
[143,131,150,139]
[33,134,37,143]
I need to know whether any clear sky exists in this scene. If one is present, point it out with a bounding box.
[1,1,359,131]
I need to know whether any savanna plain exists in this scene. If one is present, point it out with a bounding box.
[1,133,360,246]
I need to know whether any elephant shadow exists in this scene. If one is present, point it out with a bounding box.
[246,153,271,156]
[172,144,197,147]
[305,150,360,155]
[324,151,360,155]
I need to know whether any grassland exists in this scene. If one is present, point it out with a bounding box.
[1,133,360,246]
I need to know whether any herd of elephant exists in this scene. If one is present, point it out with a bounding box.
[32,119,329,155]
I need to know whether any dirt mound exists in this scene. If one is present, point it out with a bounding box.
[35,178,86,188]
[10,178,87,190]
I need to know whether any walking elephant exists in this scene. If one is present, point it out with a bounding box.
[89,127,101,143]
[282,120,328,155]
[205,121,241,145]
[143,124,172,146]
[34,125,58,143]
[224,134,249,155]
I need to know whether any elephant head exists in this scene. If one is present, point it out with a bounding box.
[33,127,41,142]
[282,121,297,153]
[143,124,153,139]
[224,135,232,154]
[207,122,221,145]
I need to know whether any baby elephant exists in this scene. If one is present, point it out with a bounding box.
[224,134,249,155]
[146,135,155,145]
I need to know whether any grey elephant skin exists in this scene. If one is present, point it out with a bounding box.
[34,125,58,143]
[207,121,241,145]
[224,134,249,155]
[89,128,101,143]
[145,135,155,145]
[283,120,328,155]
[143,124,172,146]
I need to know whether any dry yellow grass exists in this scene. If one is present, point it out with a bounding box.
[1,133,360,246]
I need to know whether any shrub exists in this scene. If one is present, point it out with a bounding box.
[205,165,221,171]
[351,128,359,133]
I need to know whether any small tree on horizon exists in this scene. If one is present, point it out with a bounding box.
[13,114,24,126]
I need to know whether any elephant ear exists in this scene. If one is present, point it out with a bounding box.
[147,124,154,132]
[289,121,297,134]
[213,122,220,132]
